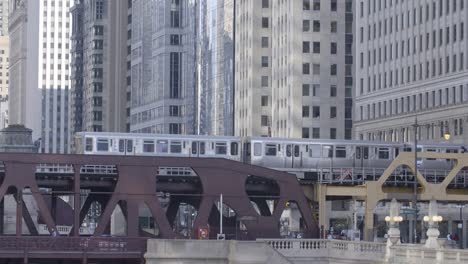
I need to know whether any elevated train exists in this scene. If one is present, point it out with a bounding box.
[75,132,465,180]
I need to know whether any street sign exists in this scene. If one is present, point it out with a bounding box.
[401,208,418,214]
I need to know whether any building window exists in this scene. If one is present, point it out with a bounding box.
[261,76,269,87]
[169,52,181,98]
[313,20,320,32]
[302,84,310,96]
[313,42,320,53]
[330,128,337,139]
[262,0,269,8]
[303,63,310,74]
[312,128,320,138]
[261,96,269,106]
[331,0,337,11]
[261,37,269,47]
[330,106,337,118]
[313,0,320,10]
[330,85,337,97]
[313,64,320,75]
[331,21,337,33]
[302,128,310,138]
[331,42,337,54]
[303,41,310,53]
[261,115,269,126]
[261,56,269,67]
[262,17,269,28]
[330,64,337,76]
[312,106,320,118]
[303,20,310,32]
[302,106,310,118]
[303,0,310,10]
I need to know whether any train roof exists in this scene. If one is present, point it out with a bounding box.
[247,137,403,146]
[75,132,239,140]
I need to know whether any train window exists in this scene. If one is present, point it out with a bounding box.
[363,147,369,159]
[322,145,333,158]
[119,140,125,152]
[157,140,168,153]
[356,147,361,159]
[335,146,346,158]
[294,145,300,157]
[85,138,93,152]
[200,142,206,154]
[254,143,262,156]
[170,141,182,153]
[230,142,239,156]
[191,142,198,154]
[426,148,436,160]
[309,145,321,158]
[97,138,109,152]
[286,145,292,157]
[127,140,133,152]
[143,140,155,153]
[378,148,390,159]
[265,144,277,156]
[215,142,227,155]
[403,147,412,152]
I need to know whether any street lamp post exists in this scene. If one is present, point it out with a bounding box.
[411,118,450,244]
[411,118,419,244]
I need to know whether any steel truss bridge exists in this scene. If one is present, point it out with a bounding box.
[0,153,316,264]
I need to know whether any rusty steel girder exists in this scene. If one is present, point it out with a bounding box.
[0,153,318,239]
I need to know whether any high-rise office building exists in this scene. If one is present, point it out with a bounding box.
[70,0,129,147]
[0,0,8,36]
[9,0,73,153]
[129,0,197,135]
[235,0,354,139]
[197,0,234,136]
[354,0,468,144]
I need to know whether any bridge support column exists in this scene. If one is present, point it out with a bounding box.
[318,185,328,237]
[16,189,23,236]
[73,166,81,237]
[0,199,4,235]
[364,199,377,241]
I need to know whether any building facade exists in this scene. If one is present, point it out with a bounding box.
[129,0,197,135]
[354,0,468,144]
[70,0,129,149]
[9,0,73,153]
[197,0,234,136]
[235,0,354,139]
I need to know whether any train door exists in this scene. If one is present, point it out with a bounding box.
[118,139,134,155]
[354,146,369,168]
[190,141,206,158]
[284,144,301,168]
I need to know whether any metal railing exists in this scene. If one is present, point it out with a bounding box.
[0,236,147,253]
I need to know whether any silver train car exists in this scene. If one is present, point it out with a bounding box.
[75,132,464,174]
[75,132,242,161]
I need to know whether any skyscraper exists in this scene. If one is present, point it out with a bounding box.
[235,0,354,139]
[354,0,468,143]
[130,0,197,135]
[70,0,129,145]
[197,0,234,136]
[9,0,73,153]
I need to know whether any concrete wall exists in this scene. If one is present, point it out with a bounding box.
[145,239,292,264]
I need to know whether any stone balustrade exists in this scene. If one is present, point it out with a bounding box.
[391,245,468,263]
[258,239,387,263]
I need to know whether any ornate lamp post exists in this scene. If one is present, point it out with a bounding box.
[385,199,403,246]
[385,199,403,262]
[423,200,443,248]
[411,118,450,243]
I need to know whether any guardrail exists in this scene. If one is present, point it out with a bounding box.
[0,236,147,253]
[391,245,468,263]
[258,239,386,262]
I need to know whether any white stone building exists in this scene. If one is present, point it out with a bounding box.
[235,0,354,139]
[354,0,468,144]
[9,0,73,153]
